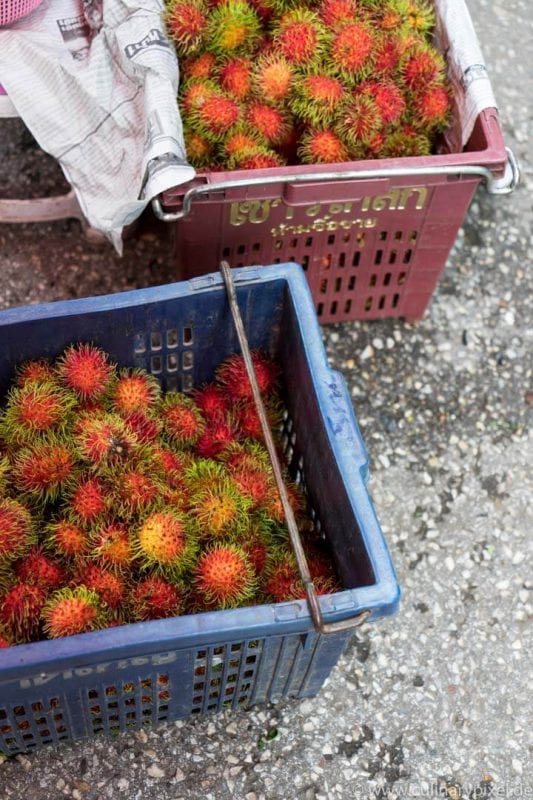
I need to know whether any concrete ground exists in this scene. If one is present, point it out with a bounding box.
[0,0,531,797]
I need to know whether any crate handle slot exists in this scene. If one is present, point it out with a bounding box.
[153,150,519,222]
[219,260,371,635]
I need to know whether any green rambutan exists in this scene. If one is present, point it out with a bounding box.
[134,510,196,576]
[335,95,382,147]
[246,102,290,146]
[184,127,215,169]
[290,73,345,126]
[91,522,133,571]
[192,383,229,419]
[219,57,254,100]
[15,359,56,387]
[1,381,76,446]
[160,392,206,447]
[190,92,242,141]
[56,343,115,401]
[380,125,430,157]
[182,458,227,492]
[273,9,328,67]
[14,547,65,591]
[401,44,445,89]
[298,128,349,164]
[130,576,184,621]
[412,84,450,129]
[1,582,46,641]
[195,417,237,459]
[73,563,126,611]
[405,0,435,34]
[12,438,77,503]
[46,518,90,559]
[110,369,161,416]
[182,51,217,80]
[74,412,137,468]
[319,0,357,31]
[41,586,109,639]
[194,543,256,608]
[165,0,208,56]
[205,0,261,57]
[358,79,406,124]
[190,478,252,537]
[252,54,294,105]
[215,351,279,401]
[330,21,377,81]
[0,498,35,561]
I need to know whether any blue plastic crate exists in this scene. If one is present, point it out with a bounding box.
[0,264,399,754]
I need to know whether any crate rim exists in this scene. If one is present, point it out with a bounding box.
[0,264,400,675]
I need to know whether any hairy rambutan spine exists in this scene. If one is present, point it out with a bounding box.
[205,0,261,57]
[109,466,163,518]
[401,44,446,89]
[290,73,345,127]
[358,79,406,124]
[14,547,65,591]
[298,128,349,164]
[380,125,431,157]
[74,412,138,469]
[335,95,382,147]
[252,54,294,105]
[46,518,90,559]
[319,0,357,31]
[56,343,115,401]
[192,383,229,419]
[0,498,35,561]
[15,359,56,387]
[273,9,328,67]
[412,84,450,129]
[195,416,238,459]
[194,543,256,608]
[110,369,161,416]
[41,586,109,639]
[246,102,290,146]
[1,381,76,446]
[130,576,184,621]
[91,522,133,572]
[189,478,252,537]
[180,78,220,116]
[184,126,216,169]
[182,51,217,80]
[134,510,197,577]
[228,147,286,170]
[219,57,254,100]
[165,0,208,56]
[189,92,242,141]
[215,351,279,401]
[73,563,126,611]
[160,392,206,447]
[12,437,77,504]
[1,582,46,641]
[330,21,377,81]
[0,453,10,497]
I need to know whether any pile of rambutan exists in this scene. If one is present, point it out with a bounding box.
[0,344,341,647]
[166,0,452,169]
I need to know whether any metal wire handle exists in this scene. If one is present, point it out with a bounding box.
[154,148,519,222]
[219,260,371,634]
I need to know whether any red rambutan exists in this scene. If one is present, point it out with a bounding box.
[160,392,206,447]
[412,84,450,129]
[182,51,217,80]
[380,125,430,157]
[165,0,208,56]
[56,344,115,401]
[232,148,286,170]
[247,102,290,146]
[73,563,126,610]
[205,0,261,57]
[123,410,162,444]
[192,93,242,140]
[0,626,12,648]
[192,383,229,419]
[15,359,55,387]
[262,556,304,602]
[74,412,137,468]
[12,438,76,503]
[373,36,401,74]
[194,543,256,608]
[253,54,294,105]
[189,477,252,537]
[1,582,46,641]
[215,351,279,401]
[319,0,357,31]
[298,129,349,164]
[195,416,237,459]
[335,95,382,147]
[67,476,108,524]
[401,45,445,89]
[260,479,305,523]
[181,78,219,115]
[46,518,90,559]
[130,576,184,621]
[230,465,271,507]
[150,446,190,490]
[330,22,376,80]
[184,127,215,169]
[134,510,196,576]
[273,9,327,67]
[0,498,35,561]
[113,467,162,517]
[358,79,406,124]
[1,381,76,446]
[219,57,254,100]
[110,369,161,416]
[14,547,65,591]
[290,73,345,126]
[91,522,132,571]
[41,586,109,639]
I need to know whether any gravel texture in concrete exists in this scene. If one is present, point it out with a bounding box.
[0,0,531,798]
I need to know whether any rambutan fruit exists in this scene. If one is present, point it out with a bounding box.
[123,410,162,444]
[195,416,237,459]
[221,440,271,473]
[110,369,161,416]
[130,576,184,621]
[1,582,46,641]
[215,351,279,401]
[298,128,349,165]
[91,522,132,571]
[252,54,294,105]
[230,465,271,507]
[15,359,55,387]
[14,547,65,591]
[134,510,196,576]
[111,467,163,517]
[319,0,357,31]
[189,478,252,537]
[0,453,10,497]
[160,392,205,447]
[74,412,137,468]
[330,22,377,81]
[184,126,215,169]
[0,498,35,561]
[401,44,445,90]
[181,78,220,115]
[182,52,217,81]
[12,438,77,503]
[73,563,126,611]
[41,586,109,639]
[66,476,108,524]
[192,383,229,420]
[412,84,450,129]
[262,555,304,602]
[246,102,290,146]
[150,446,190,490]
[0,626,12,648]
[46,518,90,559]
[205,0,261,57]
[1,381,76,446]
[373,36,401,74]
[194,543,256,608]
[56,343,115,401]
[405,0,435,34]
[260,478,305,523]
[380,125,430,157]
[290,73,345,126]
[242,530,271,577]
[190,92,241,141]
[273,9,328,67]
[233,398,282,442]
[230,148,286,170]
[219,57,254,100]
[358,79,406,124]
[182,458,227,492]
[335,95,382,147]
[165,0,208,56]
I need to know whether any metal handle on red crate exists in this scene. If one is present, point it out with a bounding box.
[219,260,371,635]
[153,148,519,222]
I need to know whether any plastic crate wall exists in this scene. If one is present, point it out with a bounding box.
[167,110,507,323]
[0,265,399,754]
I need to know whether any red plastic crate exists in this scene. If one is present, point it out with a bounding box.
[157,107,516,323]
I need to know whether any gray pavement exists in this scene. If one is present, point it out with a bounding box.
[0,0,531,798]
